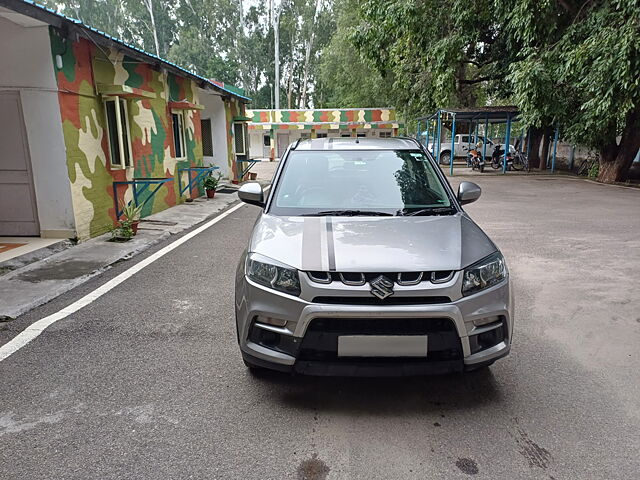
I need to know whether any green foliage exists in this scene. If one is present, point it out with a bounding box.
[349,0,512,121]
[42,0,176,57]
[316,0,391,108]
[120,201,143,222]
[110,220,134,240]
[508,0,640,151]
[166,28,241,85]
[202,171,222,191]
[588,161,600,180]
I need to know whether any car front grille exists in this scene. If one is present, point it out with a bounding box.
[307,270,455,286]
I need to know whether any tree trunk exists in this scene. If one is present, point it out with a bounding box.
[598,109,640,183]
[143,0,161,57]
[287,67,294,109]
[539,127,552,171]
[300,0,321,108]
[273,2,281,109]
[527,127,543,169]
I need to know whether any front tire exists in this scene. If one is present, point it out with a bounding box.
[440,151,451,165]
[511,158,523,171]
[243,358,264,373]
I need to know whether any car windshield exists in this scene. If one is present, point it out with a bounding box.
[269,149,454,216]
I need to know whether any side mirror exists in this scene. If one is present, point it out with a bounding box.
[457,181,481,205]
[238,182,265,208]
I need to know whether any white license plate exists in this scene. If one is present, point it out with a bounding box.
[337,335,428,357]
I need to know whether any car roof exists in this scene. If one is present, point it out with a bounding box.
[292,137,420,151]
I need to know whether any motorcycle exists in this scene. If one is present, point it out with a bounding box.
[467,148,485,173]
[491,144,514,170]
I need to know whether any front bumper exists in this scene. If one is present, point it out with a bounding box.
[235,271,513,376]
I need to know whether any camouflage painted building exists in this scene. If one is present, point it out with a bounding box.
[0,0,250,241]
[247,108,403,159]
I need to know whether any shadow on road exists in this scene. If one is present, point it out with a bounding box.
[247,368,504,415]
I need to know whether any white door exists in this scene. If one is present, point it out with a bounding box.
[0,92,39,236]
[277,133,290,158]
[262,134,271,158]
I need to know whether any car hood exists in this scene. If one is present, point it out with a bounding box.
[249,213,497,272]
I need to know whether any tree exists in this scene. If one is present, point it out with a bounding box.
[316,0,392,108]
[351,0,508,119]
[42,0,176,57]
[507,0,640,182]
[141,0,160,56]
[42,0,336,109]
[272,0,284,108]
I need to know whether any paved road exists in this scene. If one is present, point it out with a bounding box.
[1,175,639,479]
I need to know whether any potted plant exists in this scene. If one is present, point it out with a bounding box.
[202,172,222,198]
[110,220,134,242]
[120,202,143,234]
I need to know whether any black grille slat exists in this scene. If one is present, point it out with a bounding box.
[312,296,450,305]
[306,317,455,334]
[298,317,463,362]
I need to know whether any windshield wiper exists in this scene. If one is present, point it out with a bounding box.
[399,206,456,216]
[303,210,394,217]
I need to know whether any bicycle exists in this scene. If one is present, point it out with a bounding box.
[577,152,599,176]
[511,150,529,172]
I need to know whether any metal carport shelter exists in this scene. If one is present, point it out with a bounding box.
[416,106,558,174]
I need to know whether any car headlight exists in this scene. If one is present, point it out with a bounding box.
[246,253,301,296]
[462,251,507,296]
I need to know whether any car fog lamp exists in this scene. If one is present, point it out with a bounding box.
[473,315,501,327]
[256,316,288,328]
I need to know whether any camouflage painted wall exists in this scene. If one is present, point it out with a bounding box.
[247,108,402,130]
[49,28,203,241]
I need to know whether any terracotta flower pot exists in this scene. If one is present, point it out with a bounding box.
[131,221,140,235]
[206,189,216,198]
[249,172,258,180]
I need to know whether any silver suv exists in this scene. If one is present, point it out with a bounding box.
[235,137,513,376]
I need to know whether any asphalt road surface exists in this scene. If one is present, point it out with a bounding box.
[1,175,639,479]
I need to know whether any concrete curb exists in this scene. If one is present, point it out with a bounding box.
[0,192,240,321]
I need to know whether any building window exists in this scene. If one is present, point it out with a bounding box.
[379,131,392,138]
[300,132,311,139]
[201,118,213,156]
[341,133,351,137]
[104,97,132,168]
[316,133,327,138]
[172,111,187,159]
[357,133,366,138]
[233,122,247,155]
[263,134,271,147]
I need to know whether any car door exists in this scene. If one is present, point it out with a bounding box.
[458,135,471,156]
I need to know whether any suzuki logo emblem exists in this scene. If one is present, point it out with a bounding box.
[369,275,394,300]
